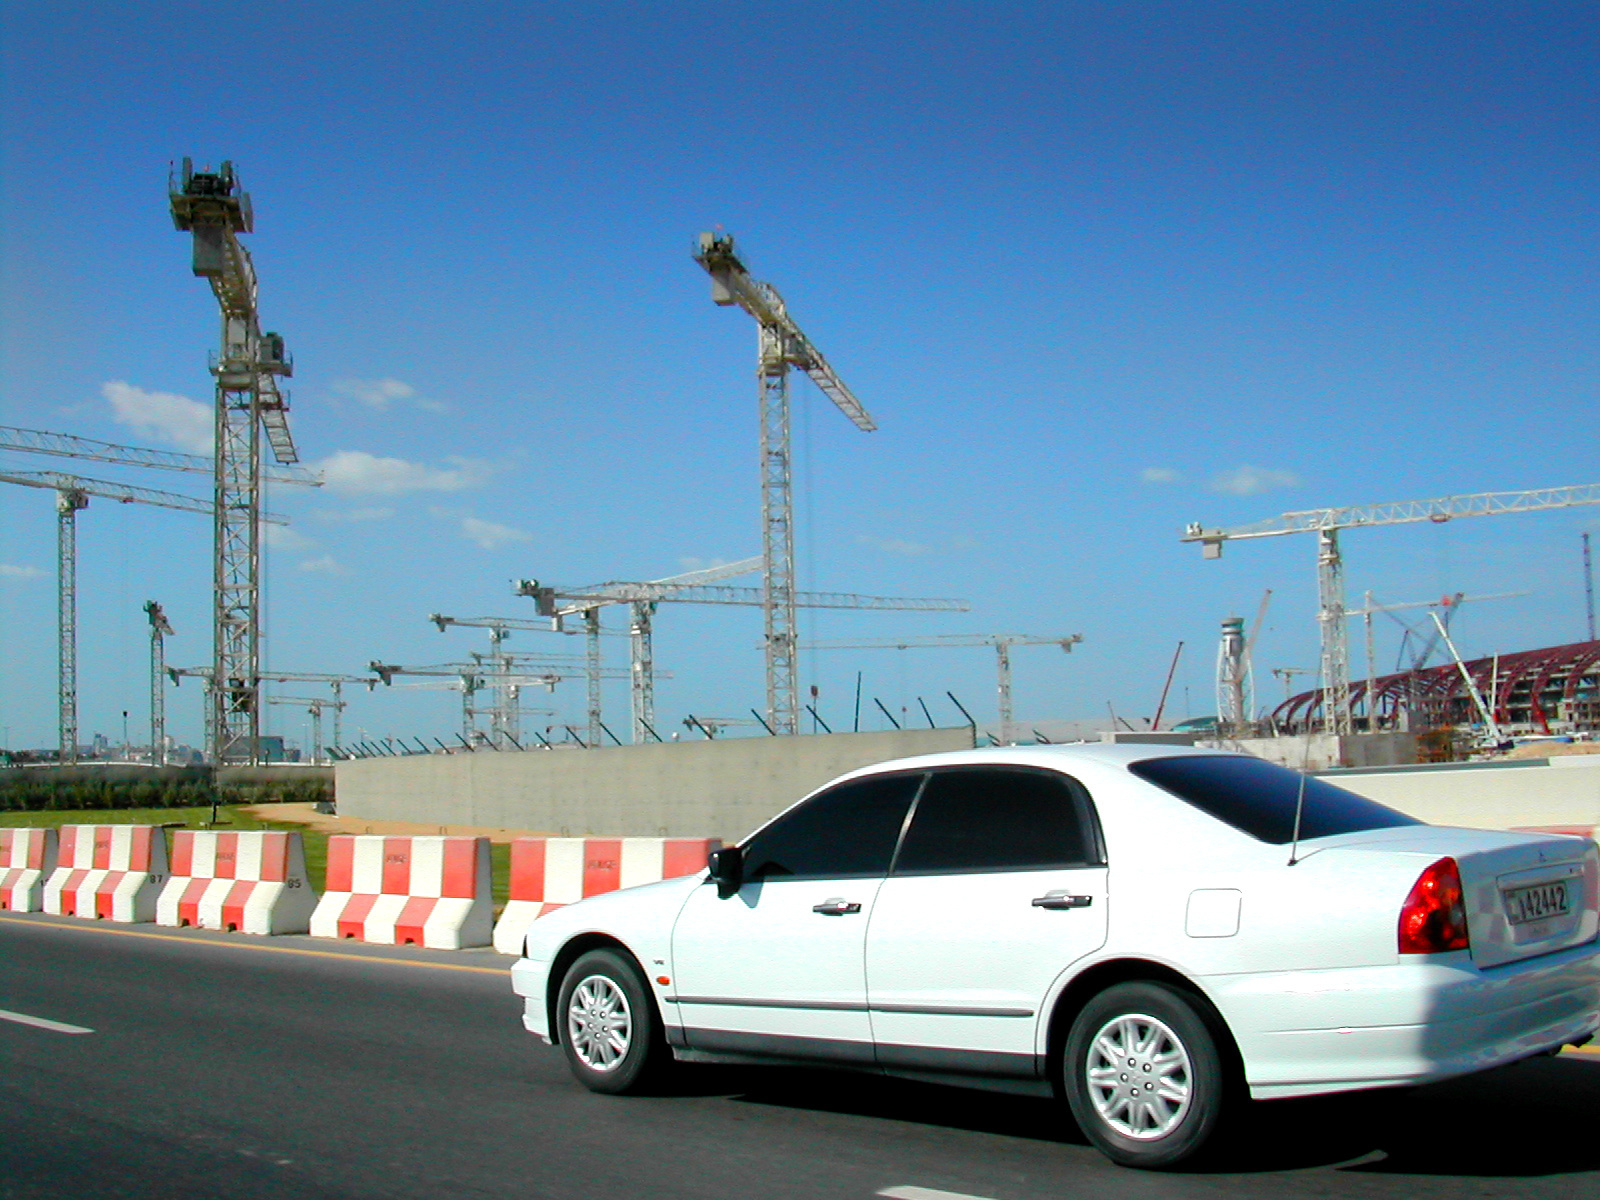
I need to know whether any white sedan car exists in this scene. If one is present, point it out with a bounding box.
[509,743,1600,1168]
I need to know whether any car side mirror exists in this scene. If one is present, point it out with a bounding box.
[707,846,744,899]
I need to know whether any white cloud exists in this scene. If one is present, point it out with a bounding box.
[857,534,930,557]
[333,377,446,413]
[103,381,212,454]
[314,450,491,496]
[1210,465,1300,497]
[0,564,45,580]
[264,525,313,550]
[1141,467,1181,484]
[311,506,396,524]
[460,517,531,550]
[298,554,351,575]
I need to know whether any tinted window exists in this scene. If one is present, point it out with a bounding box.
[893,767,1099,874]
[741,773,922,880]
[1129,755,1422,844]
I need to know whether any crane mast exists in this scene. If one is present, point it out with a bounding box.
[1184,483,1600,736]
[695,232,877,735]
[144,601,175,764]
[56,486,86,761]
[170,157,299,764]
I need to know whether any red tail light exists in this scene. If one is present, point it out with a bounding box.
[1398,856,1470,954]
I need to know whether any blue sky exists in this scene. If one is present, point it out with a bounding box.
[1,2,1597,751]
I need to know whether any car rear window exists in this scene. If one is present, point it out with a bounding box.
[1128,754,1423,844]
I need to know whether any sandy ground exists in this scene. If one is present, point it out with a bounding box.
[1503,741,1600,760]
[238,802,553,844]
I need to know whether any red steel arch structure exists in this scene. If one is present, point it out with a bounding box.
[1271,639,1600,735]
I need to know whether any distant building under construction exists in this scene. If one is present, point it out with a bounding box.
[1273,639,1600,735]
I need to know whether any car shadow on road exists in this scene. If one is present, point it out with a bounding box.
[676,1055,1600,1177]
[656,1063,1088,1145]
[1196,1056,1600,1177]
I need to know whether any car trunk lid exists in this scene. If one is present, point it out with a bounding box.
[1457,832,1600,967]
[1303,826,1599,968]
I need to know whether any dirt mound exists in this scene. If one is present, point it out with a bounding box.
[238,801,553,843]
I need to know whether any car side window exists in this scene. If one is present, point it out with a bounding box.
[741,772,923,881]
[892,767,1102,874]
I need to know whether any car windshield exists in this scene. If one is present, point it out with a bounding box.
[1128,754,1423,844]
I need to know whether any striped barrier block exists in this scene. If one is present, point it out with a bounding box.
[42,824,169,923]
[309,835,491,950]
[492,837,720,955]
[1,828,58,912]
[156,830,318,935]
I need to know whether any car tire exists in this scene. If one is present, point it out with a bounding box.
[1063,980,1233,1169]
[556,949,667,1095]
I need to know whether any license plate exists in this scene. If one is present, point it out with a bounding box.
[1503,880,1573,926]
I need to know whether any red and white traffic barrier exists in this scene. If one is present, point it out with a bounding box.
[42,824,169,923]
[492,837,719,955]
[0,828,58,912]
[309,835,491,950]
[156,830,318,935]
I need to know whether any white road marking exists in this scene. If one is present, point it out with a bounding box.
[0,1007,95,1035]
[879,1188,999,1200]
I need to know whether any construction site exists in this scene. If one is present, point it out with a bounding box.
[5,158,1600,825]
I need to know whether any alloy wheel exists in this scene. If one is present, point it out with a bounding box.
[566,973,633,1071]
[1084,1011,1193,1139]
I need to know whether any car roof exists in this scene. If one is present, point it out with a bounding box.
[731,740,1255,852]
[832,739,1240,784]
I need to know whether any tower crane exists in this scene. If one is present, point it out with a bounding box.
[255,672,375,754]
[368,659,581,750]
[518,575,970,744]
[1183,483,1600,737]
[143,602,175,764]
[170,157,304,765]
[1346,591,1524,728]
[1271,667,1316,711]
[801,634,1085,745]
[424,617,623,748]
[694,232,877,735]
[0,470,283,764]
[168,667,371,758]
[2,425,317,761]
[507,557,759,744]
[263,695,346,765]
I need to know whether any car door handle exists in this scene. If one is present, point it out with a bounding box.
[1032,891,1093,910]
[812,898,862,916]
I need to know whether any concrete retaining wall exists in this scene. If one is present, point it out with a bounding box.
[1208,732,1419,771]
[335,728,975,841]
[1321,753,1600,831]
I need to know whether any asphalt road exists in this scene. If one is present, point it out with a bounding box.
[2,911,1598,1200]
